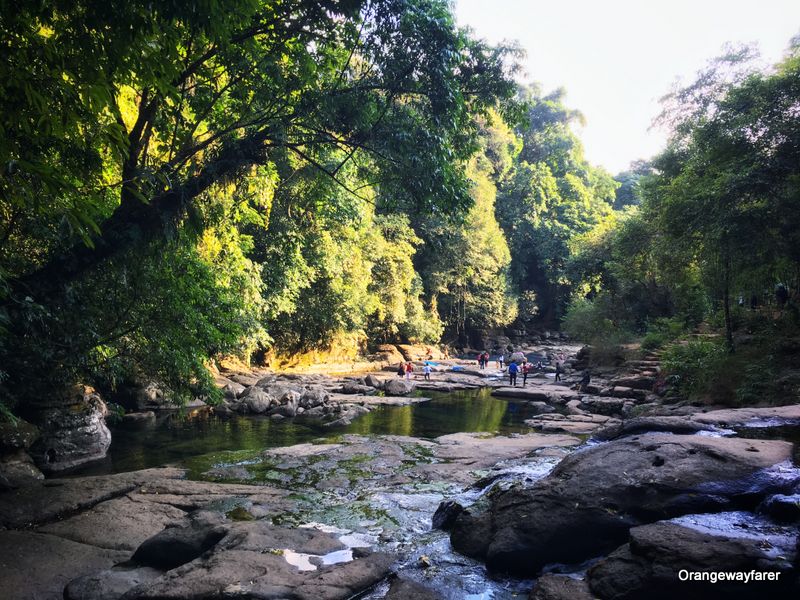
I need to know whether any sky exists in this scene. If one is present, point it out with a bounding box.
[455,0,800,174]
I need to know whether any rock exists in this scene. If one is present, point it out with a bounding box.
[243,389,274,414]
[690,404,800,428]
[604,386,648,401]
[38,496,186,551]
[339,381,377,395]
[64,566,163,600]
[384,379,416,396]
[122,411,156,422]
[106,521,395,600]
[131,518,228,570]
[530,574,594,600]
[759,494,800,522]
[432,500,465,530]
[221,382,245,399]
[0,448,44,488]
[28,385,112,473]
[364,374,383,389]
[578,396,626,416]
[450,434,797,576]
[593,416,715,441]
[609,375,656,391]
[587,521,797,600]
[0,418,39,450]
[0,530,128,600]
[135,380,166,409]
[375,344,406,364]
[385,577,443,599]
[301,385,330,408]
[228,373,260,387]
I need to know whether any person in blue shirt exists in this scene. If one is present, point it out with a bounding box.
[508,361,519,386]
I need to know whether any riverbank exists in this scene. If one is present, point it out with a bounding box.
[1,342,798,599]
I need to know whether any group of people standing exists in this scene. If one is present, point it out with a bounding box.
[477,349,568,387]
[397,361,432,380]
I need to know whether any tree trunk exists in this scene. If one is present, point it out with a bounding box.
[723,255,734,353]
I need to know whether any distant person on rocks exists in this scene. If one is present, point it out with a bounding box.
[508,361,519,386]
[397,363,406,378]
[497,352,505,370]
[522,360,532,386]
[555,361,563,382]
[405,362,414,379]
[423,363,431,380]
[579,370,591,392]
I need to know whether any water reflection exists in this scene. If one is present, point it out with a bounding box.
[89,388,542,475]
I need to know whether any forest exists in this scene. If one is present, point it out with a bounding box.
[1,0,799,415]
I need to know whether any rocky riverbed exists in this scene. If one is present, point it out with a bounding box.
[0,341,798,599]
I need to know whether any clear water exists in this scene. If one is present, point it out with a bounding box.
[86,388,548,476]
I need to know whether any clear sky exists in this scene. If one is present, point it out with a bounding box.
[454,0,800,174]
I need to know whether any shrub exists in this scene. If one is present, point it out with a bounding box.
[661,338,727,398]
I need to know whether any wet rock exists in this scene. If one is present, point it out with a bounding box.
[450,434,797,576]
[221,381,245,399]
[530,574,594,600]
[587,521,797,600]
[759,494,800,522]
[29,385,112,473]
[64,566,163,600]
[432,499,465,530]
[386,576,444,599]
[524,413,620,435]
[384,379,416,396]
[592,416,714,441]
[690,404,800,428]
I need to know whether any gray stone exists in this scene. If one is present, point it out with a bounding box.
[530,574,595,600]
[29,385,112,473]
[0,418,40,450]
[0,530,128,600]
[587,521,797,600]
[243,389,274,414]
[64,566,163,600]
[384,379,416,396]
[0,448,44,487]
[451,434,797,576]
[385,577,443,599]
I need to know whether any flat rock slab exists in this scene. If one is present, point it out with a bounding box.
[70,520,395,600]
[433,432,580,468]
[0,530,128,600]
[492,385,577,403]
[0,467,185,528]
[328,394,431,406]
[525,413,620,435]
[691,404,800,427]
[38,496,186,551]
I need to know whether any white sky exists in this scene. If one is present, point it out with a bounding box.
[455,0,800,173]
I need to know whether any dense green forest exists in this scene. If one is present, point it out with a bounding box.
[1,1,798,414]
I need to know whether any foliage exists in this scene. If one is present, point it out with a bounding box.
[661,339,727,399]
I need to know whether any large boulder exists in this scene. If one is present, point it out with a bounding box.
[384,378,416,396]
[530,574,595,600]
[300,385,330,409]
[592,416,714,441]
[28,385,112,473]
[450,434,798,576]
[242,389,274,414]
[0,449,44,488]
[587,520,797,599]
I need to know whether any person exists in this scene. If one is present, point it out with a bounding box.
[522,360,531,386]
[497,352,505,370]
[536,360,543,371]
[508,360,519,386]
[422,363,431,380]
[555,361,563,382]
[776,283,789,307]
[397,363,405,378]
[579,370,591,392]
[405,362,414,379]
[508,360,519,387]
